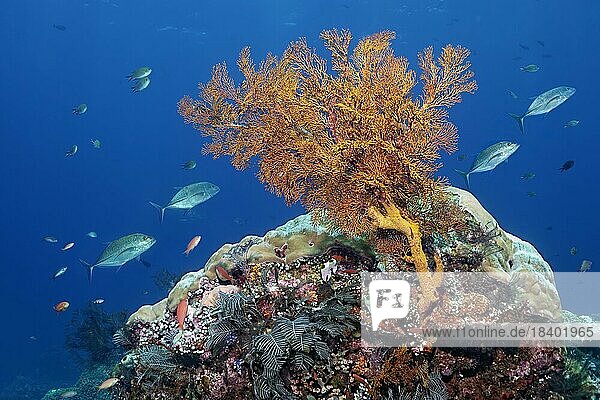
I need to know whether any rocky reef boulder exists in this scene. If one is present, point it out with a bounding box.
[445,187,561,321]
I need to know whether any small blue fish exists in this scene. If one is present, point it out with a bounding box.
[520,64,540,73]
[43,236,58,243]
[559,160,574,172]
[65,145,78,157]
[127,67,152,81]
[181,160,196,170]
[563,120,580,128]
[132,77,150,93]
[521,172,535,180]
[72,104,87,115]
[52,266,68,279]
[579,260,592,273]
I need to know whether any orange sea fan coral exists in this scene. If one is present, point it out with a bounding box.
[178,29,476,305]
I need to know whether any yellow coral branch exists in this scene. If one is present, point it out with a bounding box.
[369,201,442,307]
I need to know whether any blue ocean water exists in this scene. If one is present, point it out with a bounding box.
[0,0,598,394]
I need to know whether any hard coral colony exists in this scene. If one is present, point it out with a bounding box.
[179,29,477,306]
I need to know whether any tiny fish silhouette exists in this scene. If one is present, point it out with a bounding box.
[579,260,592,273]
[520,64,539,73]
[131,77,150,93]
[72,104,87,115]
[52,266,68,279]
[54,301,70,312]
[65,145,78,157]
[53,24,66,31]
[521,172,535,180]
[559,160,574,172]
[563,120,580,128]
[127,67,152,81]
[181,160,196,170]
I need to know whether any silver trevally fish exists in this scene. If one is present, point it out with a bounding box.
[455,141,520,189]
[150,182,220,223]
[79,233,156,281]
[509,86,576,134]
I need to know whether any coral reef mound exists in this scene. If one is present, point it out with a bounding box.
[114,188,583,400]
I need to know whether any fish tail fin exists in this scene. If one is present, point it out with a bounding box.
[508,112,525,134]
[454,169,471,190]
[149,202,165,224]
[79,259,94,283]
[126,74,133,81]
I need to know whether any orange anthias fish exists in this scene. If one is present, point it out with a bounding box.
[183,235,202,256]
[215,265,233,282]
[177,297,188,331]
[98,377,119,390]
[61,242,75,251]
[54,301,70,312]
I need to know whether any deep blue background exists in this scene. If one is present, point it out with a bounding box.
[1,0,598,390]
